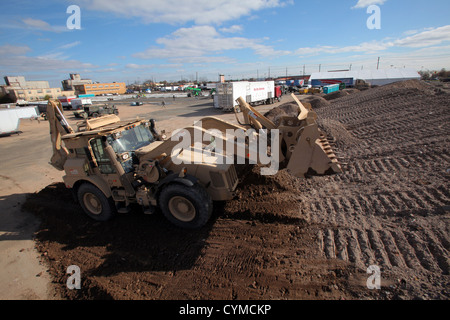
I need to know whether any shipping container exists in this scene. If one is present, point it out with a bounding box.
[214,81,275,111]
[323,84,340,94]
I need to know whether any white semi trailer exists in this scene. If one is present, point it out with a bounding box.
[214,81,276,111]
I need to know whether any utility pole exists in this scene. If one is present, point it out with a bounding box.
[303,64,305,76]
[268,67,271,79]
[319,64,321,72]
[377,57,380,70]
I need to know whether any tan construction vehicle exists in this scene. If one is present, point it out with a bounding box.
[46,94,341,228]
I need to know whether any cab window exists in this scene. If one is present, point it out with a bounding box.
[90,138,116,174]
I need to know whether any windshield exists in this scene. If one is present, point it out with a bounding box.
[107,124,155,153]
[106,124,155,173]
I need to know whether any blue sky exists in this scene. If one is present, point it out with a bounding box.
[1,0,449,87]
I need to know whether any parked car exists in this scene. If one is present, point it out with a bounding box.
[130,101,143,106]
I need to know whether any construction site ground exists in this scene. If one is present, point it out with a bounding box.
[0,80,449,300]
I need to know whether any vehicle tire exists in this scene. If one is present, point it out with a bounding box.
[77,183,115,221]
[113,109,119,115]
[159,183,212,229]
[92,112,99,118]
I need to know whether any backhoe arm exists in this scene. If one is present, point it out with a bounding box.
[47,99,74,171]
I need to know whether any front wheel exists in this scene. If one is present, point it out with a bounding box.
[159,183,212,229]
[77,183,115,221]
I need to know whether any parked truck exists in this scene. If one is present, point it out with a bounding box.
[71,98,92,110]
[58,96,77,110]
[73,104,119,119]
[286,79,305,88]
[214,81,275,111]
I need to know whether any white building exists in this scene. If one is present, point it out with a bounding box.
[310,68,421,87]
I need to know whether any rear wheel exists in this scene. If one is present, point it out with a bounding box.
[159,183,212,229]
[77,183,115,221]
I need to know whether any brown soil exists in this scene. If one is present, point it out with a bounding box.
[323,90,350,101]
[264,102,300,126]
[23,81,450,300]
[300,95,331,109]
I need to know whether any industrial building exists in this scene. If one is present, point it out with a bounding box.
[309,68,421,87]
[62,74,93,91]
[1,76,74,103]
[73,82,126,96]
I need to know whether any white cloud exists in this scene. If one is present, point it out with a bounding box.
[220,25,243,34]
[133,25,290,64]
[394,25,450,48]
[296,41,392,56]
[296,25,450,57]
[125,63,183,70]
[21,18,67,33]
[352,0,387,9]
[22,18,53,31]
[59,41,82,50]
[74,0,289,25]
[126,63,154,69]
[0,44,95,75]
[0,44,31,55]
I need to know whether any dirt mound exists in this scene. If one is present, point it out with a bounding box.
[264,97,330,125]
[264,102,299,126]
[300,95,331,109]
[384,79,433,92]
[317,118,360,149]
[224,165,305,223]
[323,90,349,101]
[342,88,360,95]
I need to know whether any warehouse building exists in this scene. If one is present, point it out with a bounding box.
[62,73,93,91]
[310,68,421,87]
[73,82,126,96]
[1,76,74,103]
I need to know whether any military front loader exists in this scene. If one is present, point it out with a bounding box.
[46,95,341,229]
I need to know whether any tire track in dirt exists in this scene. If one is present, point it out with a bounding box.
[308,82,449,298]
[316,225,449,276]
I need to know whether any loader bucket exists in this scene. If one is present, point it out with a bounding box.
[286,122,342,178]
[235,94,342,178]
[283,94,342,177]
